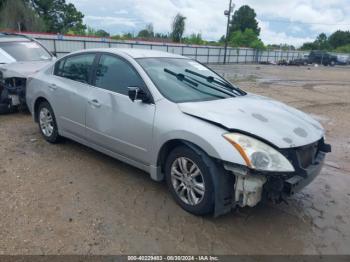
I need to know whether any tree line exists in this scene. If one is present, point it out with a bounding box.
[0,0,86,34]
[0,0,349,52]
[300,31,350,53]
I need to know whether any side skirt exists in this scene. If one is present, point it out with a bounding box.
[60,130,156,179]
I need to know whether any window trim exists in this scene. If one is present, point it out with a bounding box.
[53,52,98,85]
[91,52,154,103]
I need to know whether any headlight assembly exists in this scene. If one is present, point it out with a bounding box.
[223,133,295,172]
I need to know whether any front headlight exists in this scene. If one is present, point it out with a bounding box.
[223,133,295,172]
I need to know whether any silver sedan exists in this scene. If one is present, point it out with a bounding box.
[26,48,331,216]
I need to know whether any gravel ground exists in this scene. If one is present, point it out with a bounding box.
[0,64,349,255]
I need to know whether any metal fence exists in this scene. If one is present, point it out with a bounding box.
[23,32,312,64]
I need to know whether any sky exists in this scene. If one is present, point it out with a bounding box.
[67,0,350,47]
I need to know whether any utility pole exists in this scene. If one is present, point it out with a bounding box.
[223,0,234,64]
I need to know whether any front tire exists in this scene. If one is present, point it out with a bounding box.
[37,101,60,143]
[165,146,215,215]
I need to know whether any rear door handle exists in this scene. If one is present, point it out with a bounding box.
[88,99,101,108]
[49,83,57,90]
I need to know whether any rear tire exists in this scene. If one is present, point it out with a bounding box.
[37,101,60,143]
[165,145,215,216]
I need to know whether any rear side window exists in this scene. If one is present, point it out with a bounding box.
[94,54,145,95]
[55,54,95,84]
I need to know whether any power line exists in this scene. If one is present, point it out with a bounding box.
[259,18,350,26]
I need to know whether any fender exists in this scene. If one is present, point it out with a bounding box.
[183,141,235,217]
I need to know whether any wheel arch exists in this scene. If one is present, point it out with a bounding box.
[157,138,236,217]
[33,96,50,122]
[156,138,215,180]
[153,127,246,179]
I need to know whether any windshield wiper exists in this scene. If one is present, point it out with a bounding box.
[164,68,225,98]
[184,69,245,96]
[165,68,235,97]
[185,75,235,97]
[164,68,198,87]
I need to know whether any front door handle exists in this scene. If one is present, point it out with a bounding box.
[49,83,57,90]
[88,99,101,108]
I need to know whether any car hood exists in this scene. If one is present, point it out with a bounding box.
[178,94,324,148]
[0,60,52,78]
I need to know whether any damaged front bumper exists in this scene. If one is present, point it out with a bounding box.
[0,74,27,113]
[223,138,331,209]
[262,149,327,203]
[284,151,325,195]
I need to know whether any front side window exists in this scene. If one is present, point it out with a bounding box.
[94,54,145,95]
[137,58,245,103]
[55,54,95,84]
[0,41,52,62]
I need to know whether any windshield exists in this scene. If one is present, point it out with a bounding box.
[137,57,245,103]
[0,41,52,62]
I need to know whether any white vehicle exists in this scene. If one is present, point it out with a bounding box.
[26,48,331,216]
[0,33,55,114]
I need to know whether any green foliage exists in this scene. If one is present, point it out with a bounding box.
[0,0,45,32]
[66,26,110,38]
[0,0,6,9]
[226,5,263,49]
[230,5,260,37]
[95,29,110,37]
[86,26,97,36]
[300,42,317,51]
[206,41,222,46]
[183,33,204,45]
[111,32,133,40]
[137,24,154,38]
[111,34,122,40]
[300,31,350,52]
[266,44,295,50]
[328,30,350,49]
[314,33,331,50]
[229,29,264,49]
[300,33,330,51]
[219,35,226,44]
[250,39,265,50]
[28,0,86,33]
[300,33,325,50]
[154,33,169,39]
[171,13,186,42]
[137,29,151,38]
[335,44,350,53]
[69,26,107,37]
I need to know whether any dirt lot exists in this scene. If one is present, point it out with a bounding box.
[0,64,349,255]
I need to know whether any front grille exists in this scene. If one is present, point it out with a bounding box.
[279,139,322,173]
[295,141,319,169]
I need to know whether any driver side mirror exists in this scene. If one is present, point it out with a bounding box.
[128,87,150,103]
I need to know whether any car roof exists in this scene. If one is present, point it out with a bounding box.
[0,34,32,43]
[72,48,186,59]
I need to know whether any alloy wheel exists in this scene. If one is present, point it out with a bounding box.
[170,157,205,206]
[39,107,54,137]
